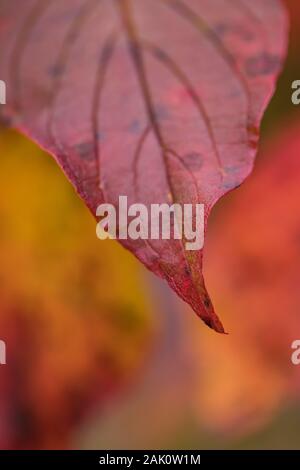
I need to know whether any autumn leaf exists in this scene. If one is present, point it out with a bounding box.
[0,0,288,332]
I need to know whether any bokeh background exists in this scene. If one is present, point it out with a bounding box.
[0,0,300,449]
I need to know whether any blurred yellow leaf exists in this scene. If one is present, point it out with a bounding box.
[0,129,155,449]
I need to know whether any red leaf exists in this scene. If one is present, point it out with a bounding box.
[0,0,288,332]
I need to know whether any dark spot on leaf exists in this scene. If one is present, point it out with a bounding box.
[223,166,243,190]
[128,119,142,134]
[154,104,169,121]
[245,53,281,77]
[184,265,191,277]
[203,296,211,308]
[100,40,115,65]
[213,23,228,37]
[96,131,105,141]
[183,152,203,171]
[223,181,236,190]
[152,46,167,61]
[48,64,65,78]
[75,141,94,161]
[224,165,240,175]
[128,41,140,65]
